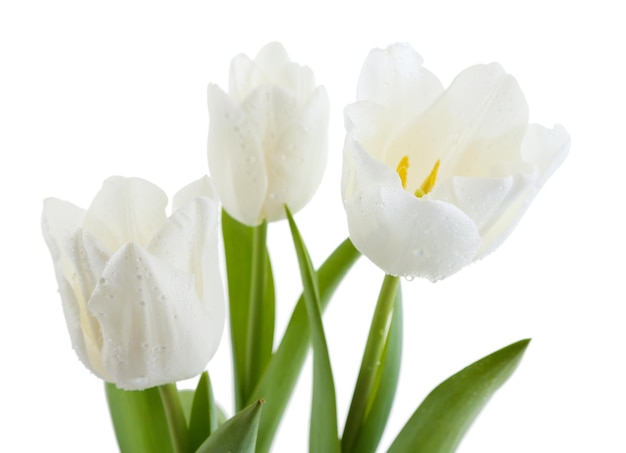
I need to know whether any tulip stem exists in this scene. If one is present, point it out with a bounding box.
[341,273,400,452]
[158,384,188,453]
[245,220,268,399]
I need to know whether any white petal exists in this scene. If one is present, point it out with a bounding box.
[345,185,481,281]
[42,199,93,373]
[83,177,168,252]
[89,243,217,390]
[148,196,224,308]
[521,123,570,186]
[430,176,522,232]
[357,43,444,116]
[42,198,85,265]
[344,101,396,164]
[207,84,267,226]
[150,195,224,375]
[387,63,530,188]
[253,42,291,79]
[62,229,111,377]
[341,142,402,203]
[172,176,218,213]
[229,53,256,101]
[276,62,316,103]
[262,86,329,221]
[475,124,570,258]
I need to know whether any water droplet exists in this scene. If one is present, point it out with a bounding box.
[98,277,106,285]
[137,274,142,280]
[404,275,415,282]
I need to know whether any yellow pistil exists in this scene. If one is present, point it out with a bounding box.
[396,155,410,189]
[395,156,441,198]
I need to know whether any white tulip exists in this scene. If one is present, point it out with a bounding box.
[342,44,569,281]
[42,176,225,390]
[207,42,329,226]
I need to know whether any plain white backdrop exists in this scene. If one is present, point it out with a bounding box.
[1,0,624,451]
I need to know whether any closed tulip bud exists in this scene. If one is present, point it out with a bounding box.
[207,42,329,226]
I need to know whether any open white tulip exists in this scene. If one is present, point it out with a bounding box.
[42,176,225,390]
[342,44,569,281]
[207,42,329,226]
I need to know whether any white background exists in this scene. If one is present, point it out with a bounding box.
[1,0,624,452]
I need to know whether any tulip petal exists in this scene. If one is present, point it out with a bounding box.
[148,196,225,353]
[277,62,316,103]
[172,176,217,213]
[263,86,329,221]
[83,177,168,252]
[207,84,268,226]
[387,63,530,188]
[342,142,403,203]
[476,124,570,258]
[229,54,256,102]
[357,43,444,117]
[252,42,291,81]
[430,175,526,232]
[344,101,397,164]
[230,43,297,102]
[42,199,93,371]
[521,123,570,186]
[89,243,215,390]
[345,184,481,281]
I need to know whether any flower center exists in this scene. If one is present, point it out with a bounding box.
[395,156,441,198]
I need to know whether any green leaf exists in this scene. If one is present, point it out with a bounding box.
[388,339,531,453]
[222,210,275,410]
[188,372,218,452]
[196,400,265,453]
[344,276,403,453]
[248,237,360,453]
[286,207,340,453]
[105,383,174,453]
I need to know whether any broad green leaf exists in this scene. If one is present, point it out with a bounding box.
[286,207,340,453]
[388,339,531,453]
[222,210,275,410]
[105,383,174,453]
[345,277,403,453]
[249,237,360,453]
[188,372,218,452]
[196,400,264,453]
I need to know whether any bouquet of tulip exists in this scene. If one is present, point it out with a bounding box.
[42,42,568,452]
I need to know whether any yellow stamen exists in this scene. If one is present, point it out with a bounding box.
[396,155,410,189]
[414,159,441,198]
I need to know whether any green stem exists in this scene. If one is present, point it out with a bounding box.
[341,274,400,452]
[244,220,268,399]
[158,384,188,453]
